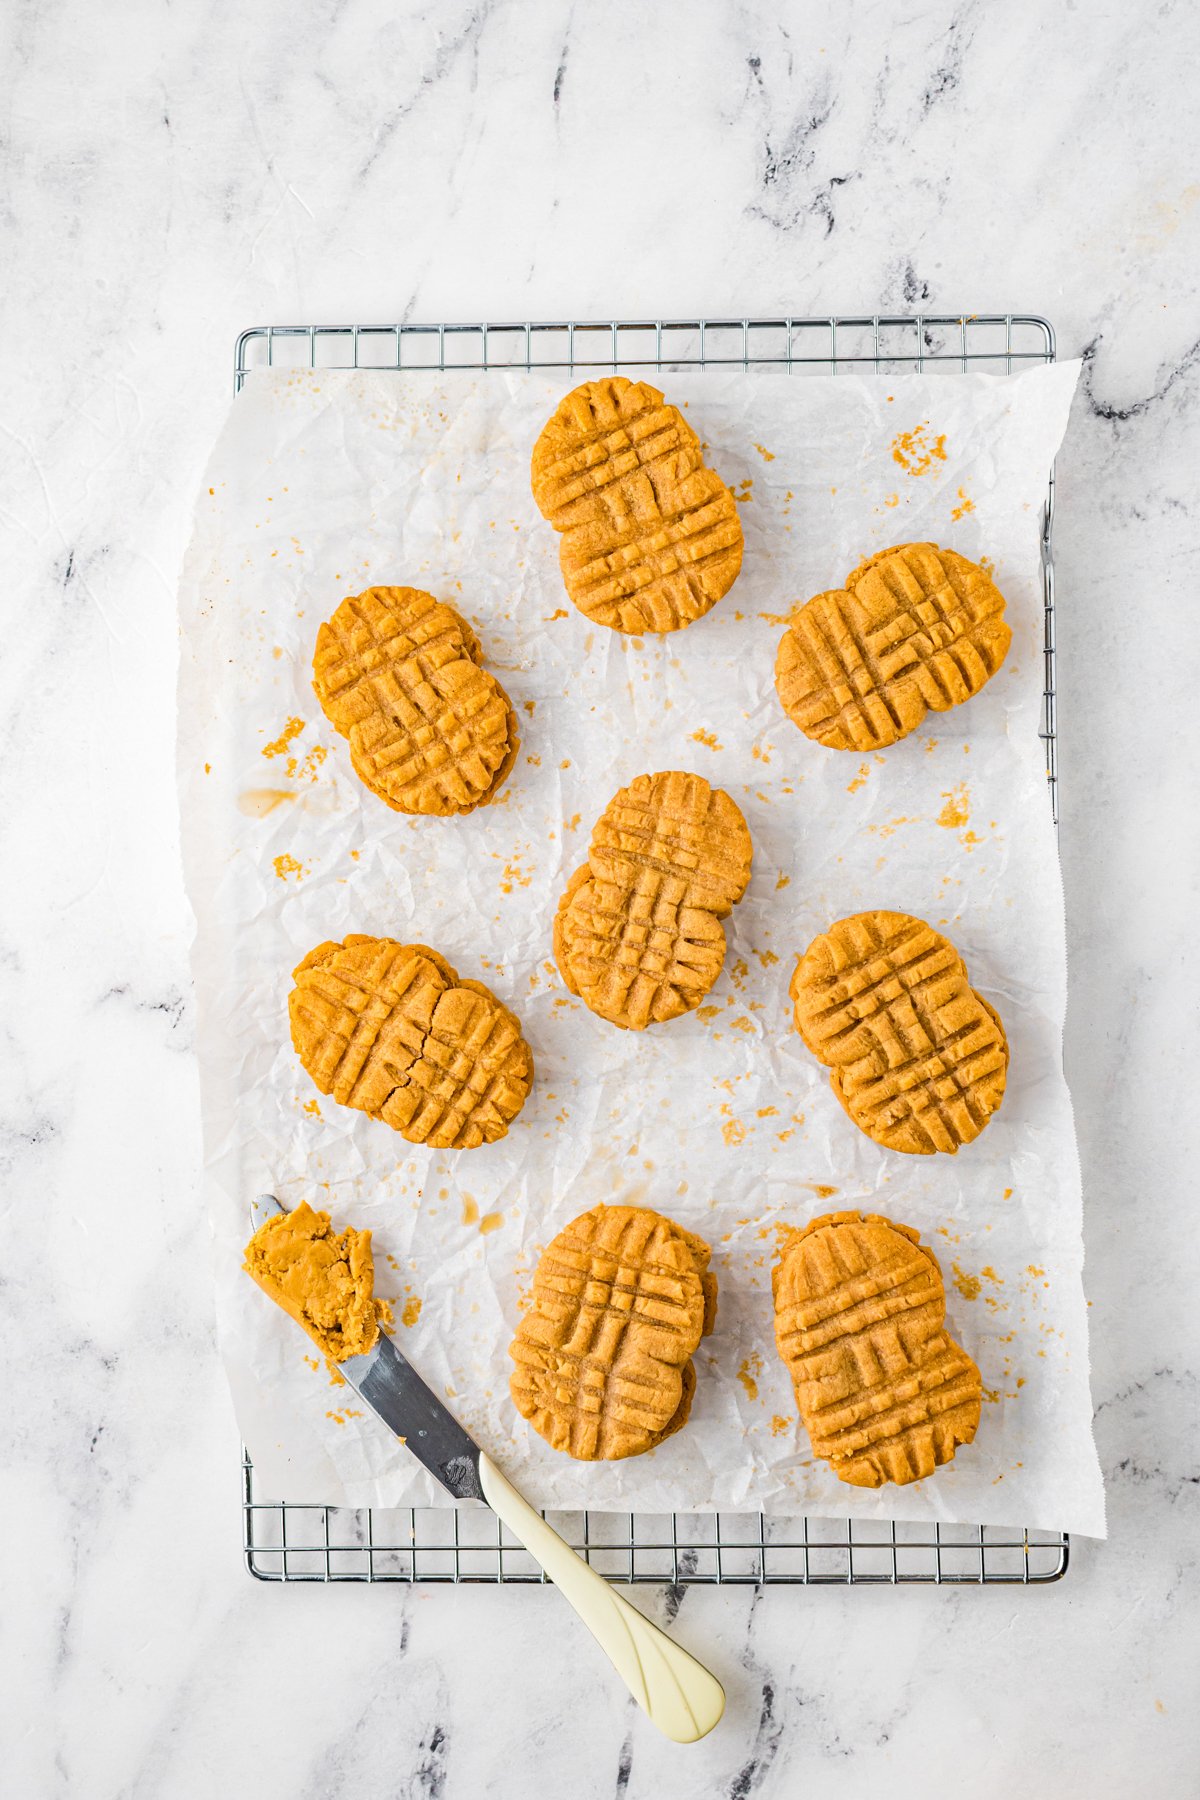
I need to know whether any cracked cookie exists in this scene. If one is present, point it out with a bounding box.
[289,935,533,1148]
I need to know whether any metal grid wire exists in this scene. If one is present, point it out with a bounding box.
[236,315,1066,1586]
[243,1452,1068,1586]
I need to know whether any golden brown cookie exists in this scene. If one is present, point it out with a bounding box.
[313,586,519,814]
[243,1200,391,1362]
[510,1204,717,1460]
[773,1211,982,1487]
[289,935,533,1148]
[775,543,1012,750]
[553,771,753,1029]
[790,911,1008,1154]
[531,377,744,634]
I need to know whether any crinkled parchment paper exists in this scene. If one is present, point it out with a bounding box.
[177,362,1105,1536]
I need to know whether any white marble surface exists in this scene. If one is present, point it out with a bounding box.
[3,2,1198,1794]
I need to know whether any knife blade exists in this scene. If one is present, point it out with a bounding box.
[340,1333,484,1500]
[252,1192,483,1499]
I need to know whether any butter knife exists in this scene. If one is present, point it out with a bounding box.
[252,1195,725,1743]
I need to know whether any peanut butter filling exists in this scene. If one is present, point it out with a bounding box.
[243,1201,390,1361]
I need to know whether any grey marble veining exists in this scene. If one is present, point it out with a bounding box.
[1,2,1198,1795]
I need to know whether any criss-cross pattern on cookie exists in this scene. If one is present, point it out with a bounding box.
[589,769,754,912]
[554,772,753,1030]
[531,378,743,634]
[531,379,703,524]
[555,870,728,1029]
[289,936,532,1149]
[790,911,1008,1154]
[773,1212,981,1487]
[313,587,517,814]
[510,1205,714,1460]
[775,543,1012,750]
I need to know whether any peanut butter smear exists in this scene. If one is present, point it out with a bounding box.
[243,1201,390,1361]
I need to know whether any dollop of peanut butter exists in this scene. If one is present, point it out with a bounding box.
[243,1201,389,1361]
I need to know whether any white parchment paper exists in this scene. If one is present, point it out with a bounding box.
[178,363,1105,1536]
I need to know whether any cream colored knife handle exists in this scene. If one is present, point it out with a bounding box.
[477,1453,725,1743]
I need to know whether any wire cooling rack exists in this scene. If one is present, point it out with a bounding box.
[243,1448,1068,1584]
[236,314,1067,1586]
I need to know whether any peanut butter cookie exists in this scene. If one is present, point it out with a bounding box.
[775,543,1011,750]
[531,378,743,634]
[554,770,753,1029]
[289,935,533,1148]
[510,1203,717,1460]
[773,1210,982,1486]
[790,910,1008,1154]
[313,586,518,813]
